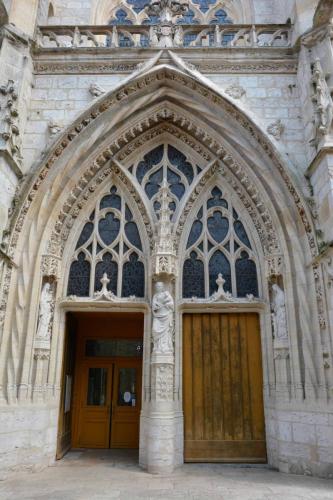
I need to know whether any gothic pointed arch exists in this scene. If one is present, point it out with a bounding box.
[0,57,325,408]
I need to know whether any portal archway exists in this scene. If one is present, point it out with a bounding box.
[0,58,325,473]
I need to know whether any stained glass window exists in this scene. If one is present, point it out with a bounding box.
[67,252,91,297]
[183,251,205,298]
[67,186,145,298]
[132,144,200,220]
[182,186,259,299]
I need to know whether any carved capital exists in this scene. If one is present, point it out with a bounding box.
[41,254,61,278]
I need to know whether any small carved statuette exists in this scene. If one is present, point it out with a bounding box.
[152,282,174,354]
[310,58,333,147]
[225,84,246,100]
[271,284,288,341]
[267,119,284,140]
[36,282,53,340]
[89,83,106,98]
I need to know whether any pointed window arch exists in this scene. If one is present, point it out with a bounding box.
[182,186,259,299]
[67,185,146,298]
[131,143,201,220]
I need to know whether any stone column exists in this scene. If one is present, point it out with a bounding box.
[141,180,182,474]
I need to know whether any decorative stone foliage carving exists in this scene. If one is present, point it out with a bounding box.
[155,364,173,400]
[0,80,22,164]
[271,284,288,342]
[48,120,62,136]
[152,282,174,354]
[41,254,61,278]
[153,180,177,276]
[225,83,246,99]
[89,83,106,97]
[310,58,333,148]
[267,119,284,141]
[265,254,283,278]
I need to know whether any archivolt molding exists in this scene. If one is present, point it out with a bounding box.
[7,65,317,263]
[49,159,155,262]
[0,61,326,402]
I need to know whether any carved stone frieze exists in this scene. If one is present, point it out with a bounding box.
[152,364,174,401]
[33,59,298,75]
[33,348,50,361]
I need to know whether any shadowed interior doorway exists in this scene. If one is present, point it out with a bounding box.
[57,312,144,459]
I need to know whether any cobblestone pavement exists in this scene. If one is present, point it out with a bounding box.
[0,450,332,500]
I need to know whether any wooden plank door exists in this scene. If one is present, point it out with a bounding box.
[183,313,266,462]
[74,364,113,448]
[110,360,141,448]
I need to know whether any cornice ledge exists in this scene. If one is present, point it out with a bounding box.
[59,297,149,311]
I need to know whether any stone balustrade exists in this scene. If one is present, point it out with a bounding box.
[36,23,292,50]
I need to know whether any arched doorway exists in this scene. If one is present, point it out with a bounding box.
[0,60,323,475]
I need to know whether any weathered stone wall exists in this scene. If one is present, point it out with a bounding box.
[22,71,307,175]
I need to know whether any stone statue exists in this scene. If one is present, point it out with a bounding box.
[36,282,53,340]
[271,284,288,341]
[152,282,174,353]
[173,26,184,47]
[149,26,159,47]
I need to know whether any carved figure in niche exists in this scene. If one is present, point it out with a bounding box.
[36,282,53,340]
[174,25,184,47]
[152,282,174,353]
[149,26,159,47]
[311,58,333,147]
[271,283,288,341]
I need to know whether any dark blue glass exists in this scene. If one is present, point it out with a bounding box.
[183,252,205,298]
[209,250,231,295]
[207,211,229,243]
[167,168,185,200]
[192,0,217,12]
[75,222,93,249]
[125,205,133,221]
[145,167,163,199]
[109,9,133,24]
[67,252,90,297]
[136,145,163,183]
[168,145,194,184]
[187,220,203,248]
[98,213,120,245]
[236,252,258,297]
[127,0,147,13]
[122,253,145,297]
[207,187,228,209]
[100,187,121,210]
[176,9,200,24]
[209,9,233,24]
[94,253,118,294]
[125,221,142,250]
[234,220,252,249]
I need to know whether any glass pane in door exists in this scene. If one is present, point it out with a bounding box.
[117,368,137,407]
[87,367,107,405]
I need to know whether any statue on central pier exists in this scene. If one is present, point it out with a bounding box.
[152,282,174,354]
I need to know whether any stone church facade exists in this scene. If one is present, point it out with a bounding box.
[0,0,333,479]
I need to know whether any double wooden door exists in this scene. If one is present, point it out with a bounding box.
[183,312,266,462]
[73,359,141,449]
